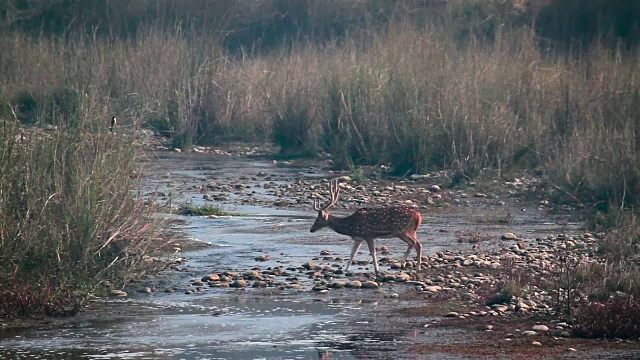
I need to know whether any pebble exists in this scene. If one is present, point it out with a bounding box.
[255,255,272,261]
[110,290,127,297]
[532,324,549,332]
[252,281,268,288]
[521,330,537,336]
[501,232,517,240]
[444,312,459,318]
[345,280,362,289]
[231,280,247,288]
[423,286,442,293]
[362,281,379,289]
[201,274,220,282]
[532,341,542,346]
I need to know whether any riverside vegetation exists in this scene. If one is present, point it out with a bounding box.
[0,0,639,339]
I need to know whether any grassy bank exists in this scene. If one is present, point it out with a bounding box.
[0,106,158,318]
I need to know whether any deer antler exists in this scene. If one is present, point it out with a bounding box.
[313,179,340,211]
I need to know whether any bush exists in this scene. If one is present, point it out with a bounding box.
[573,297,640,339]
[0,279,81,318]
[484,281,522,306]
[10,91,38,125]
[0,113,157,318]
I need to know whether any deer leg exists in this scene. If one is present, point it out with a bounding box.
[401,232,423,270]
[365,239,379,274]
[345,238,364,272]
[413,233,423,270]
[399,234,417,262]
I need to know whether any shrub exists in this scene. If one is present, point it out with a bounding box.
[573,297,640,339]
[0,279,81,318]
[10,91,38,125]
[484,281,521,306]
[0,110,157,318]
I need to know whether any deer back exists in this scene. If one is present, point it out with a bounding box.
[335,206,421,238]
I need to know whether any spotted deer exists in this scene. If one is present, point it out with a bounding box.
[310,179,423,274]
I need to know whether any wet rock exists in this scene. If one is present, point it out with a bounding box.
[444,312,459,318]
[302,261,321,271]
[501,233,517,240]
[362,281,379,289]
[110,289,127,297]
[480,324,494,331]
[429,185,441,192]
[568,348,576,352]
[320,250,332,256]
[532,324,549,332]
[139,287,153,294]
[255,255,272,262]
[231,279,247,288]
[390,293,399,298]
[521,330,537,336]
[423,286,442,293]
[201,274,220,282]
[532,341,542,346]
[345,280,362,289]
[492,304,508,313]
[191,280,205,286]
[252,281,268,288]
[244,270,262,280]
[331,282,346,289]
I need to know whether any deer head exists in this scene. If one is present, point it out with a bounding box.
[310,179,340,233]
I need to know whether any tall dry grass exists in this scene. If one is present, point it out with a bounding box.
[3,20,638,204]
[0,35,161,318]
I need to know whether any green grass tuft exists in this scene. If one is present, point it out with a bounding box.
[176,204,242,217]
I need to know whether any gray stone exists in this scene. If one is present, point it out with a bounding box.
[201,274,220,282]
[110,289,127,297]
[424,286,442,293]
[532,324,549,332]
[231,279,247,288]
[362,281,379,289]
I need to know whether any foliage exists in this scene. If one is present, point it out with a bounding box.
[573,297,640,339]
[0,102,157,318]
[176,204,241,217]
